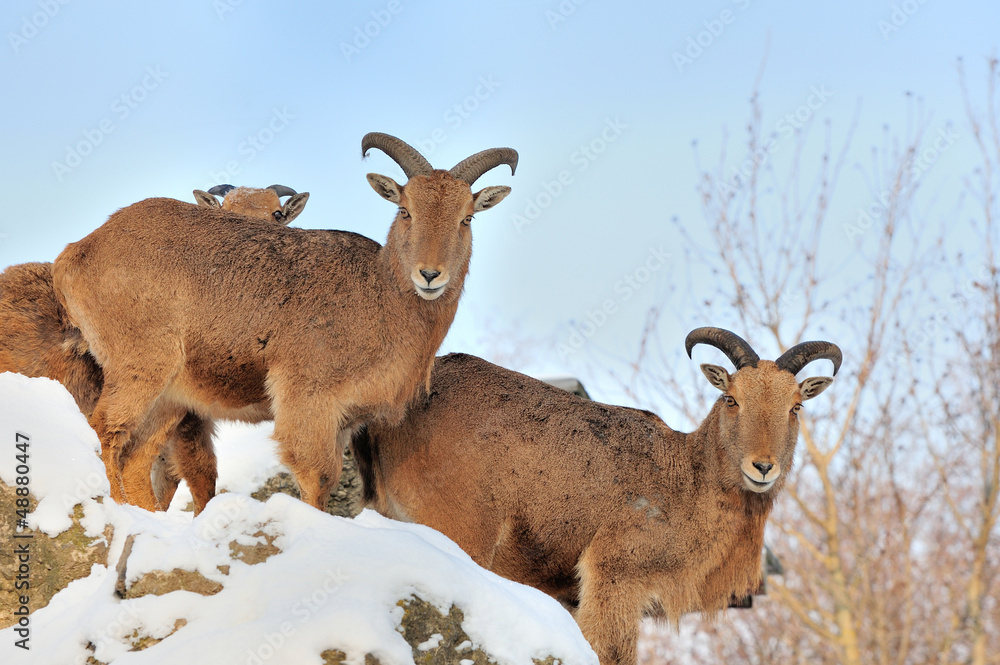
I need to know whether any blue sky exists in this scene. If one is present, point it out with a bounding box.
[1,0,996,404]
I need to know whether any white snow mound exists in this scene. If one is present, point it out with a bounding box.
[0,373,598,665]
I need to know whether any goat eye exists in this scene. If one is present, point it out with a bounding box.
[398,207,410,219]
[724,396,738,407]
[791,403,802,414]
[461,215,473,227]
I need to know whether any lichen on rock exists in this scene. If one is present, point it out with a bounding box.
[0,482,112,629]
[397,597,495,665]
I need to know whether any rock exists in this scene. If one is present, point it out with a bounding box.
[397,597,494,665]
[115,527,282,600]
[252,445,364,518]
[320,650,380,665]
[122,567,224,599]
[319,597,561,665]
[125,618,188,651]
[229,529,281,565]
[0,482,112,629]
[80,644,108,665]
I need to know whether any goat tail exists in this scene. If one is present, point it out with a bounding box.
[350,423,379,507]
[60,321,91,356]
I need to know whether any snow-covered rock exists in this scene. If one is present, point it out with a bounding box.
[0,373,598,665]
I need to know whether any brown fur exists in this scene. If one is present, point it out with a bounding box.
[0,262,221,513]
[0,262,103,413]
[0,187,308,513]
[52,169,510,513]
[354,350,835,665]
[193,186,309,225]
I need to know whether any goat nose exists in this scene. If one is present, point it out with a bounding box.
[419,269,441,284]
[753,462,774,478]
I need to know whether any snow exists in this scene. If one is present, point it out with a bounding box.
[416,633,443,651]
[0,373,598,665]
[164,420,287,514]
[0,373,109,537]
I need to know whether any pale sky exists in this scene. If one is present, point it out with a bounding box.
[2,0,996,406]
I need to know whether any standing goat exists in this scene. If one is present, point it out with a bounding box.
[52,134,516,512]
[353,328,841,665]
[0,185,309,513]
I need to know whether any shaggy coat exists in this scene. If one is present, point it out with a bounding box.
[354,345,837,665]
[0,186,307,512]
[0,261,102,413]
[52,142,514,512]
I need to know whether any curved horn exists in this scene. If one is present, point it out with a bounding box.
[775,341,842,377]
[361,133,434,180]
[208,184,234,196]
[449,148,518,185]
[267,185,298,198]
[685,327,761,370]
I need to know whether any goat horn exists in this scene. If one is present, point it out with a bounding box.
[208,184,235,196]
[685,327,761,370]
[267,185,298,197]
[775,341,842,377]
[449,148,518,185]
[361,133,434,180]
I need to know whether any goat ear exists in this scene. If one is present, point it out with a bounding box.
[472,186,511,212]
[193,190,220,208]
[799,376,833,400]
[700,363,731,392]
[367,173,402,204]
[279,192,309,225]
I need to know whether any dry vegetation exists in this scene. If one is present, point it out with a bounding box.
[615,60,999,665]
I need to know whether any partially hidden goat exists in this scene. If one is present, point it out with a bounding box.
[193,183,309,225]
[353,328,841,665]
[52,134,516,512]
[0,185,309,513]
